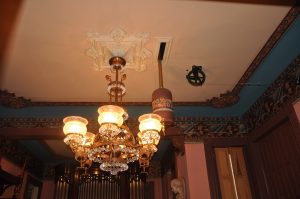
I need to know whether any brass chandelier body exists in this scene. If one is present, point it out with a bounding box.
[63,57,163,175]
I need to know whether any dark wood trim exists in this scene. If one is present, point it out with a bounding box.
[204,142,221,199]
[204,137,250,199]
[249,104,300,142]
[245,102,300,198]
[0,128,64,140]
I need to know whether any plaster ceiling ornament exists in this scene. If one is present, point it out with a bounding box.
[85,28,152,72]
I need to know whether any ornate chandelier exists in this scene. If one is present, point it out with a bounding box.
[62,56,164,175]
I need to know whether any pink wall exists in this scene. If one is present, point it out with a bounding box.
[148,177,163,199]
[185,143,211,199]
[176,151,190,199]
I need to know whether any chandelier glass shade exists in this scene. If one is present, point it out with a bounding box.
[63,56,163,175]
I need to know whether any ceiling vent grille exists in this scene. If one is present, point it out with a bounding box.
[154,37,173,65]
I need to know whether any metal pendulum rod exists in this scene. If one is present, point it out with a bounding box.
[115,66,119,103]
[158,60,164,88]
[157,42,166,88]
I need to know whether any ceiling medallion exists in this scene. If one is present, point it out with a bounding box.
[85,28,152,72]
[62,56,164,175]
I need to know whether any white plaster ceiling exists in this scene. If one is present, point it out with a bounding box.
[1,0,291,102]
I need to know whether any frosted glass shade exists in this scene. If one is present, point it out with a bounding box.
[63,116,88,136]
[98,105,125,127]
[137,131,160,146]
[138,113,162,133]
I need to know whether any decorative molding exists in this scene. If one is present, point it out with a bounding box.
[85,28,152,72]
[243,54,300,132]
[175,117,247,142]
[232,6,300,95]
[204,91,239,108]
[0,90,31,108]
[0,117,62,128]
[0,116,248,142]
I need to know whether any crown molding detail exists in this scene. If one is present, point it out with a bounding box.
[85,28,152,72]
[0,90,31,108]
[0,116,247,142]
[243,54,300,132]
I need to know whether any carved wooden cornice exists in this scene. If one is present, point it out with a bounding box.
[0,90,31,108]
[0,116,247,143]
[243,54,300,132]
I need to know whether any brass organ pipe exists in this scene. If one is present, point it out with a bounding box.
[61,183,63,199]
[80,182,83,199]
[130,181,132,199]
[89,181,91,199]
[66,182,69,199]
[106,180,110,199]
[85,182,87,199]
[134,180,136,199]
[61,181,65,199]
[138,179,141,199]
[81,183,85,199]
[109,179,111,199]
[91,178,93,199]
[78,182,81,199]
[138,180,140,199]
[105,179,107,199]
[132,180,134,199]
[85,183,90,199]
[59,183,65,199]
[81,182,84,199]
[101,179,103,199]
[99,178,101,199]
[142,181,145,199]
[93,178,96,199]
[114,180,116,199]
[85,180,90,199]
[134,180,137,199]
[116,179,120,199]
[58,181,62,199]
[104,179,106,199]
[109,181,112,199]
[112,181,114,199]
[90,179,92,199]
[137,180,139,199]
[107,179,110,199]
